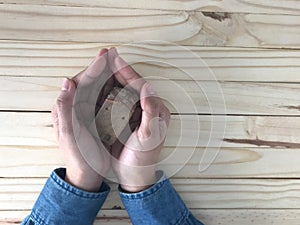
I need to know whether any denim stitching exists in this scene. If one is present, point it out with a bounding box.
[30,212,48,225]
[120,178,167,200]
[174,208,189,225]
[50,169,109,200]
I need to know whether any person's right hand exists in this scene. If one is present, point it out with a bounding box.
[51,49,112,192]
[108,48,170,193]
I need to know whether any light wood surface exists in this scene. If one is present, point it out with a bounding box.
[1,41,300,82]
[2,145,300,178]
[2,209,300,225]
[2,178,300,210]
[2,0,300,15]
[2,76,300,115]
[0,4,300,48]
[1,1,300,224]
[2,112,300,148]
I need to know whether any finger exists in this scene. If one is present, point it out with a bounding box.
[72,48,108,86]
[159,104,171,127]
[51,104,59,141]
[138,82,160,139]
[72,68,86,87]
[108,47,125,84]
[95,75,115,114]
[56,78,76,138]
[108,47,145,92]
[77,49,108,88]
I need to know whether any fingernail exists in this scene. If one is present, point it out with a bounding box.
[111,47,118,54]
[61,78,70,91]
[147,83,156,95]
[110,47,118,59]
[98,48,108,57]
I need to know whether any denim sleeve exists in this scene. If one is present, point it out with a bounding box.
[21,168,110,225]
[119,171,204,225]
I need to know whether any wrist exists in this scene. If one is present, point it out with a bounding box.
[65,168,103,192]
[120,184,153,193]
[119,170,156,193]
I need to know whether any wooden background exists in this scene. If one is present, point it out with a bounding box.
[1,1,300,224]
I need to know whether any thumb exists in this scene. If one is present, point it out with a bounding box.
[127,82,169,152]
[56,78,76,138]
[138,83,160,139]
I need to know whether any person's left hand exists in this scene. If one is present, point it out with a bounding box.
[107,48,170,193]
[52,49,113,192]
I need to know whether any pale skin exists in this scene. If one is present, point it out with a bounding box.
[51,48,170,193]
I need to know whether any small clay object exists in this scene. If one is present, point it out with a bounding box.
[95,87,139,145]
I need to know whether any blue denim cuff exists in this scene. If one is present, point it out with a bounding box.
[119,171,190,225]
[30,168,110,225]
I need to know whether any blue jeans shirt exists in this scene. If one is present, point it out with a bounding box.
[21,168,204,225]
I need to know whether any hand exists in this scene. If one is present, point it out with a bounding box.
[51,49,112,192]
[108,48,170,192]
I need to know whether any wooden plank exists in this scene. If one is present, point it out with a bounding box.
[1,41,300,82]
[2,209,300,225]
[1,0,300,15]
[1,145,300,178]
[0,5,300,48]
[0,2,298,225]
[159,147,300,178]
[2,76,300,115]
[192,210,300,225]
[1,178,300,210]
[0,146,64,178]
[1,112,300,149]
[0,210,132,225]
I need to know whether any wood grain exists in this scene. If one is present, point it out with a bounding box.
[2,76,300,115]
[1,178,300,210]
[0,0,300,225]
[1,41,300,82]
[0,41,300,82]
[0,5,299,48]
[1,146,300,178]
[1,112,300,148]
[1,0,300,15]
[2,209,300,225]
[0,2,299,224]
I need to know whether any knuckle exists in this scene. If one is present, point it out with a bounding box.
[56,96,70,110]
[56,98,64,107]
[138,126,151,139]
[160,105,171,122]
[61,124,73,136]
[56,92,72,106]
[144,98,159,115]
[162,104,170,115]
